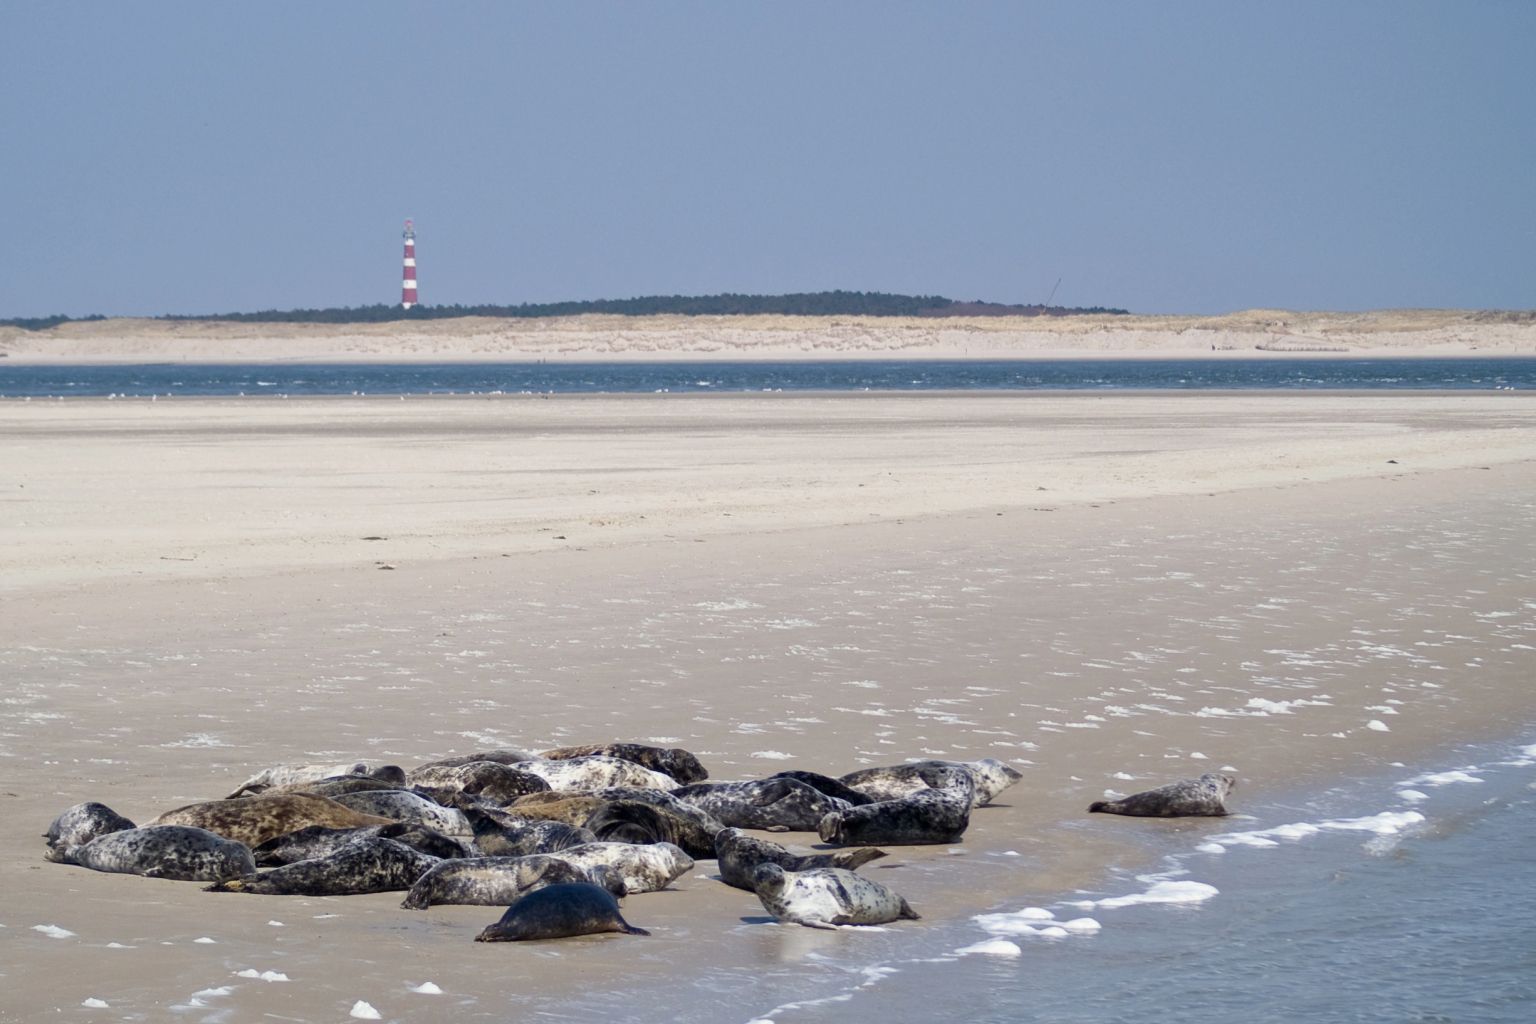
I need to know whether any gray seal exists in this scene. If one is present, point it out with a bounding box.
[44,802,136,853]
[460,805,596,857]
[401,854,623,909]
[48,825,255,882]
[714,827,886,892]
[514,755,680,793]
[148,793,395,849]
[817,786,973,846]
[407,762,550,805]
[543,841,694,895]
[1089,773,1235,817]
[412,749,539,772]
[226,762,403,799]
[840,758,1023,807]
[750,863,919,929]
[475,882,649,942]
[539,743,709,784]
[581,800,720,859]
[252,822,469,866]
[207,835,442,895]
[672,778,849,832]
[329,789,472,835]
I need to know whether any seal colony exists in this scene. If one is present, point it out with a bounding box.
[43,743,1225,942]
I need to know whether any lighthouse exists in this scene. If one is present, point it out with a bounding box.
[401,219,418,309]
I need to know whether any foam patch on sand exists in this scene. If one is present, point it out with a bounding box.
[33,924,75,938]
[973,906,1103,938]
[235,969,289,982]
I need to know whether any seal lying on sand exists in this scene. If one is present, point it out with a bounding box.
[148,793,394,849]
[401,855,622,909]
[407,762,550,805]
[329,790,472,835]
[750,863,919,929]
[539,743,709,784]
[459,806,596,857]
[1089,773,1235,817]
[251,822,469,867]
[672,778,849,832]
[714,827,886,892]
[49,825,255,882]
[840,758,1023,807]
[543,841,694,895]
[411,749,538,772]
[817,785,973,846]
[514,755,680,793]
[767,771,876,806]
[582,800,720,859]
[226,762,404,799]
[45,802,136,853]
[475,882,649,941]
[208,835,441,895]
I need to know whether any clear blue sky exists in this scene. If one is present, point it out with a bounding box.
[3,1,1532,318]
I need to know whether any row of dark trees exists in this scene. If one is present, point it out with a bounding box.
[4,292,1128,330]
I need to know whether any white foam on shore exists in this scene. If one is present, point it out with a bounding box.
[1202,811,1423,853]
[235,969,289,982]
[408,981,443,994]
[1403,769,1483,787]
[1068,880,1219,910]
[81,998,108,1008]
[956,938,1022,957]
[33,924,75,938]
[350,1001,382,1020]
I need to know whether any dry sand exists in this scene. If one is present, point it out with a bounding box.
[2,307,1534,364]
[2,391,1534,1021]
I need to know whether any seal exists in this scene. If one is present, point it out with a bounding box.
[767,771,876,806]
[672,778,850,832]
[750,863,919,929]
[407,762,550,805]
[328,789,473,835]
[264,774,408,799]
[47,824,255,882]
[251,821,469,867]
[475,882,649,942]
[840,758,1023,807]
[504,793,609,827]
[401,854,623,909]
[226,762,404,799]
[543,841,694,895]
[1089,773,1235,817]
[207,835,442,895]
[714,827,887,892]
[44,802,136,854]
[817,785,973,846]
[539,743,709,784]
[460,806,596,857]
[147,793,395,849]
[513,755,680,793]
[411,749,538,772]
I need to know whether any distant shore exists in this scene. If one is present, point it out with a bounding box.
[2,308,1532,364]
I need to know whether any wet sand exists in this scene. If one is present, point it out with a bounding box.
[2,392,1534,1021]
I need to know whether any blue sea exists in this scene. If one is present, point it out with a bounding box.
[1,357,1535,397]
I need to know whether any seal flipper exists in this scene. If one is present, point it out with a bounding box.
[619,922,651,936]
[828,847,887,871]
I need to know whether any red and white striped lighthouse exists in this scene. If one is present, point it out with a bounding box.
[401,219,418,309]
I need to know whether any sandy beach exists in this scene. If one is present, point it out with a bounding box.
[2,308,1534,364]
[3,389,1535,1021]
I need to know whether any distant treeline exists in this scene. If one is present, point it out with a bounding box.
[3,292,1128,330]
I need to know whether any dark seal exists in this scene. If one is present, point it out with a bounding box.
[1088,773,1235,817]
[207,835,441,895]
[672,778,849,832]
[475,882,650,941]
[817,785,973,846]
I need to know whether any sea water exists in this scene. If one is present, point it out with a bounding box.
[2,357,1535,397]
[719,733,1536,1024]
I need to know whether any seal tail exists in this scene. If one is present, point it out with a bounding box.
[1087,801,1110,813]
[203,878,248,893]
[620,923,651,936]
[831,848,887,871]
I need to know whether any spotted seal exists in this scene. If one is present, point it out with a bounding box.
[412,748,539,772]
[714,827,886,892]
[44,802,137,853]
[1089,773,1235,817]
[406,762,550,805]
[460,806,596,857]
[328,789,472,835]
[766,771,876,806]
[513,755,679,793]
[539,743,709,784]
[543,841,694,895]
[750,863,919,929]
[581,800,721,859]
[672,778,850,832]
[840,758,1023,807]
[207,834,442,895]
[251,822,470,867]
[147,793,394,848]
[266,775,410,799]
[817,785,973,846]
[48,825,255,882]
[225,762,404,799]
[401,854,623,909]
[475,882,649,941]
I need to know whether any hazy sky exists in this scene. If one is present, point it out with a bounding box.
[3,2,1532,318]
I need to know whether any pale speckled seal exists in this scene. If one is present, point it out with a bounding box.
[514,755,680,793]
[1089,773,1235,817]
[147,793,394,849]
[251,822,469,867]
[840,758,1023,808]
[400,854,623,909]
[226,762,404,799]
[328,789,472,835]
[412,749,539,772]
[207,835,442,895]
[543,841,694,895]
[750,863,919,929]
[406,762,550,805]
[475,882,649,941]
[48,825,255,882]
[817,785,973,846]
[672,778,850,832]
[44,802,137,853]
[714,827,886,892]
[539,743,709,784]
